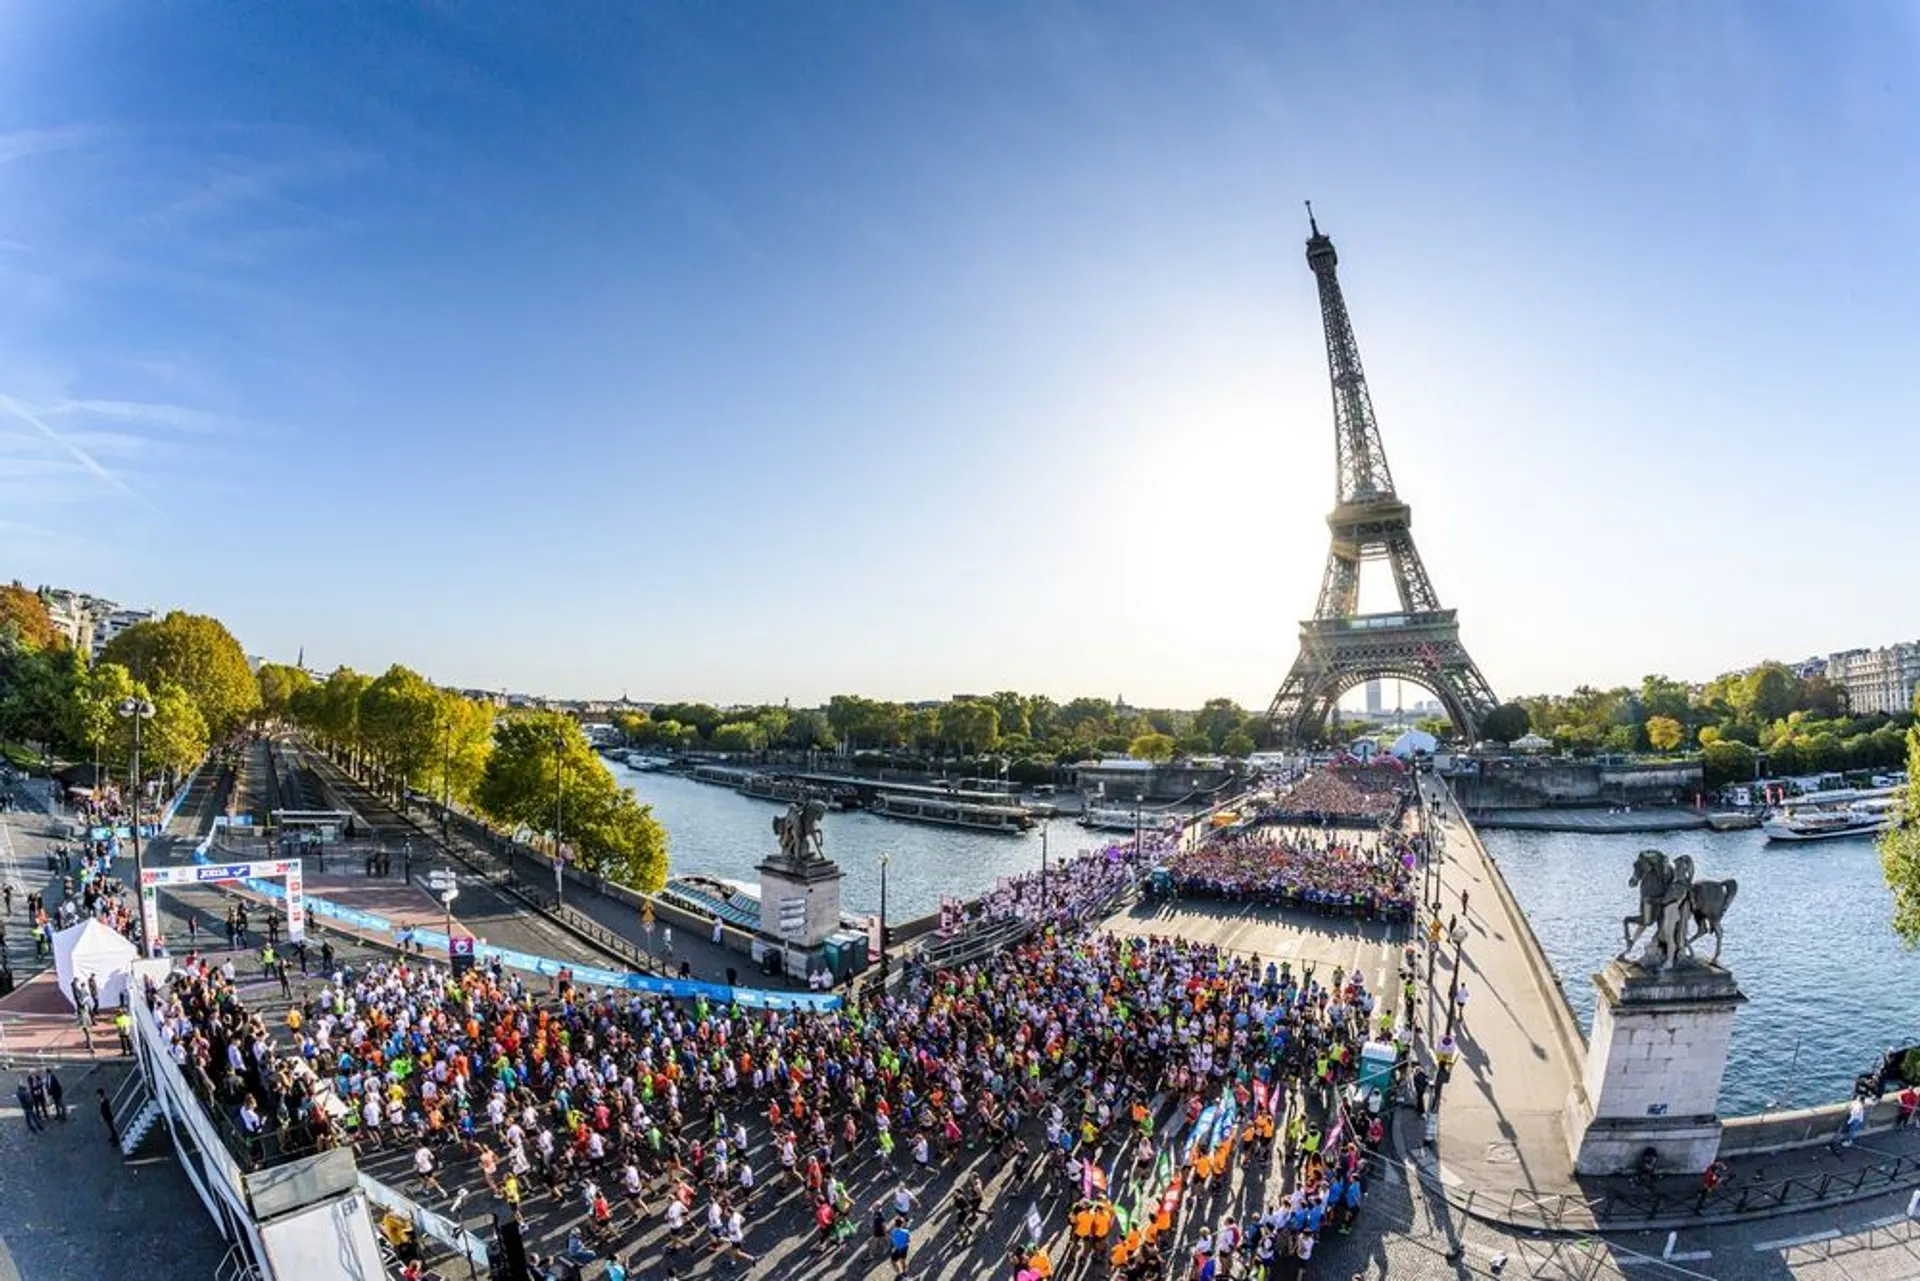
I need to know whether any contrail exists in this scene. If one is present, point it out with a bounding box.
[0,390,162,513]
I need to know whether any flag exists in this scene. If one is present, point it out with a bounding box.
[1026,1202,1045,1244]
[1087,1164,1108,1197]
[1113,1203,1132,1236]
[1152,1147,1173,1192]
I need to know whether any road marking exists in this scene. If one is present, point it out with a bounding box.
[1752,1228,1839,1252]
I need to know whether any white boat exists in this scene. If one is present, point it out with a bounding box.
[870,792,1033,833]
[1761,794,1897,842]
[1078,805,1182,833]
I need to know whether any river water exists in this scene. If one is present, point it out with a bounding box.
[1484,826,1918,1114]
[614,763,1914,1113]
[611,763,1111,923]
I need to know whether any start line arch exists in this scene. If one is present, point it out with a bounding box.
[141,856,305,949]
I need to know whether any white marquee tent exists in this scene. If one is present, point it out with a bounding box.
[52,918,138,1010]
[1390,728,1439,759]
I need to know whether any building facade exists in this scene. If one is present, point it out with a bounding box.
[1826,642,1920,716]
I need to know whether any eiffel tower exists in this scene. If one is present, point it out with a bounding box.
[1267,207,1498,744]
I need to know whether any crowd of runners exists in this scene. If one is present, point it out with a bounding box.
[1165,831,1420,922]
[1266,768,1408,828]
[138,837,1414,1279]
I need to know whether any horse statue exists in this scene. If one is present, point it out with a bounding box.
[772,798,830,866]
[1620,856,1681,967]
[1671,853,1738,965]
[1619,848,1737,970]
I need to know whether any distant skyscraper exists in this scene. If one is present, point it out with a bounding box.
[1365,679,1383,715]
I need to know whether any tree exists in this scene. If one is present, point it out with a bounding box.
[476,713,668,891]
[1128,732,1176,764]
[1480,702,1531,745]
[1220,729,1257,758]
[1701,739,1756,788]
[100,611,260,738]
[1639,674,1692,727]
[1878,725,1920,947]
[145,680,210,780]
[1175,733,1213,758]
[256,663,314,721]
[0,583,59,651]
[0,643,72,749]
[1602,725,1637,754]
[939,700,999,755]
[1645,715,1684,752]
[359,665,442,797]
[713,721,768,754]
[1195,698,1248,752]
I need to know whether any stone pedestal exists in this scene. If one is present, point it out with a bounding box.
[1566,959,1746,1175]
[755,855,844,973]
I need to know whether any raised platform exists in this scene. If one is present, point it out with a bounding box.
[1470,808,1710,833]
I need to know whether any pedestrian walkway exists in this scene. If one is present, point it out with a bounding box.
[1413,773,1588,1202]
[1403,776,1920,1234]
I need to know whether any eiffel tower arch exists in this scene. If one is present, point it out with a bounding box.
[1267,209,1498,746]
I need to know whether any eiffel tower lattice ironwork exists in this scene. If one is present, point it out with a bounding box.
[1266,208,1498,744]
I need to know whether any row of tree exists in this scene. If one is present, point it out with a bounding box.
[263,663,668,892]
[1494,664,1914,787]
[0,584,667,893]
[1,586,256,786]
[613,692,1265,767]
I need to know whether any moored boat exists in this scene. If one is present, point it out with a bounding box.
[870,792,1033,833]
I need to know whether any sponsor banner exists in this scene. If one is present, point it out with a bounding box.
[183,843,840,1012]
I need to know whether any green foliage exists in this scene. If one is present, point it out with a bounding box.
[100,611,259,738]
[1878,727,1920,948]
[712,721,768,754]
[145,680,210,778]
[1220,728,1257,758]
[1479,702,1531,744]
[476,713,668,891]
[0,641,74,749]
[256,663,314,719]
[359,664,442,792]
[1128,732,1176,763]
[1701,739,1757,788]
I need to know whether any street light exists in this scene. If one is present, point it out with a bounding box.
[552,728,567,906]
[877,852,890,982]
[1039,819,1050,919]
[118,696,157,958]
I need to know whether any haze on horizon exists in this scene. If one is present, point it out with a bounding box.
[2,3,1915,710]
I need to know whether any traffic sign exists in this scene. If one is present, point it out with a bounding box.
[427,870,456,888]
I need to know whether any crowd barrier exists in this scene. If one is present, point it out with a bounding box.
[187,839,841,1012]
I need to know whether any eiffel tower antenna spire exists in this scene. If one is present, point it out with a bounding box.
[1267,215,1497,745]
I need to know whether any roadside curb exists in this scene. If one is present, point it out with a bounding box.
[1397,1109,1920,1234]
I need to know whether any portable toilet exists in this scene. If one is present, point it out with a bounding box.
[1356,1039,1397,1098]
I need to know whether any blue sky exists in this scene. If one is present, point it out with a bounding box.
[2,3,1915,708]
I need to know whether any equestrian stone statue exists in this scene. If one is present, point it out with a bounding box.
[772,798,830,867]
[1618,848,1737,970]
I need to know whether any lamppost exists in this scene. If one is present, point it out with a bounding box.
[552,728,567,906]
[118,696,157,958]
[877,852,891,982]
[1038,819,1050,918]
[1443,918,1469,1039]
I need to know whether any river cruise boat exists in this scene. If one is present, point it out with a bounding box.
[1761,789,1899,842]
[736,773,856,810]
[1078,805,1183,833]
[870,792,1034,833]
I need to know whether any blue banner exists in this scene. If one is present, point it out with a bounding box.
[186,844,838,1010]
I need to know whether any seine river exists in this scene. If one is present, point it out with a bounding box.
[615,764,1913,1113]
[1485,826,1918,1114]
[611,763,1096,923]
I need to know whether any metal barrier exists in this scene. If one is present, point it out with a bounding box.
[1422,1150,1920,1233]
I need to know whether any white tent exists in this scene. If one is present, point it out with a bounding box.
[52,918,138,1010]
[1513,732,1553,754]
[1390,728,1439,759]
